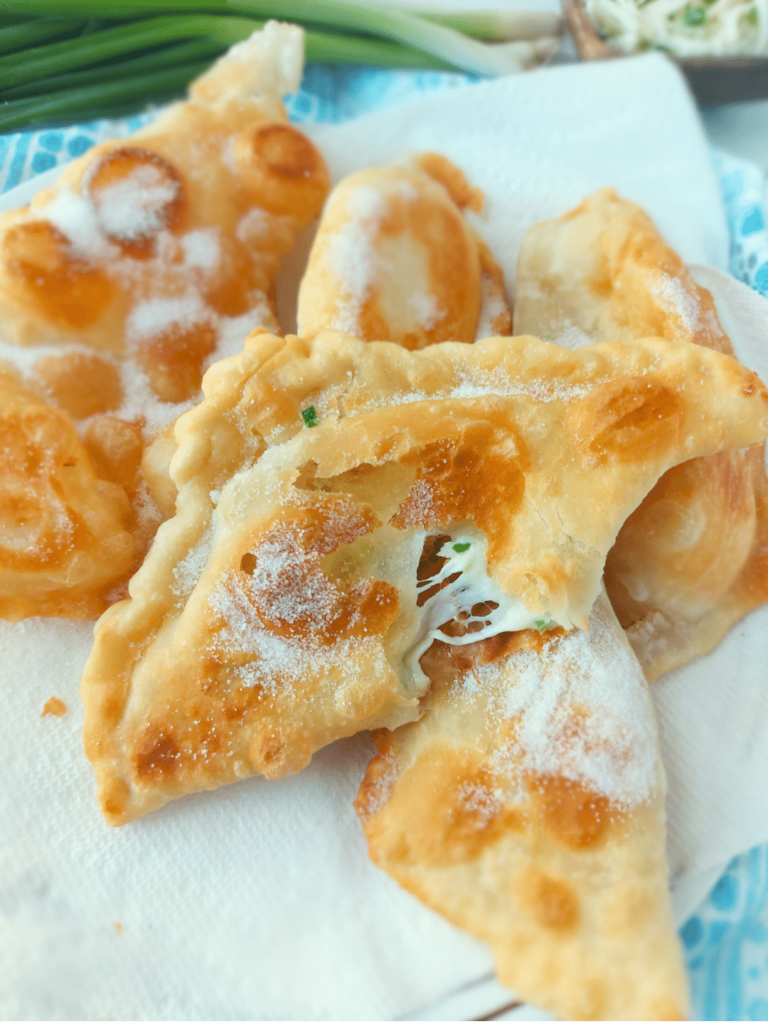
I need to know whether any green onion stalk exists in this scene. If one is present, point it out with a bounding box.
[0,1,562,74]
[0,2,562,130]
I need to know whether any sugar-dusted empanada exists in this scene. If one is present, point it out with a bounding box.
[0,24,331,620]
[514,188,768,679]
[356,591,688,1021]
[0,365,133,619]
[296,154,511,348]
[0,22,329,406]
[81,329,768,824]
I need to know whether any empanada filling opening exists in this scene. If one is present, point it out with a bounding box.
[407,531,560,682]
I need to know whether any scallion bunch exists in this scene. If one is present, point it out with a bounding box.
[0,1,562,132]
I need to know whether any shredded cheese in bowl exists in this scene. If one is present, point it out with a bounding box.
[586,0,768,56]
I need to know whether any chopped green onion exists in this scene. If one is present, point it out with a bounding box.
[533,619,553,633]
[747,6,759,23]
[301,406,318,428]
[683,5,706,25]
[452,542,471,553]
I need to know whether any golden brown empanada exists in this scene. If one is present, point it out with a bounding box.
[80,329,768,824]
[514,188,768,679]
[296,154,511,348]
[0,22,328,405]
[0,365,134,619]
[0,23,331,619]
[356,591,688,1021]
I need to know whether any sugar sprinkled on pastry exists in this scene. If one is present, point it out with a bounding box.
[356,591,688,1021]
[0,23,331,620]
[514,188,768,680]
[0,21,328,405]
[296,154,511,348]
[80,329,768,824]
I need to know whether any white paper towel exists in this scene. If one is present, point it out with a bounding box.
[0,53,764,1021]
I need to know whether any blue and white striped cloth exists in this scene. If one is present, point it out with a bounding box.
[1,65,766,1022]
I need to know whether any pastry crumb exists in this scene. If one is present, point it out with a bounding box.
[114,922,123,935]
[41,697,67,718]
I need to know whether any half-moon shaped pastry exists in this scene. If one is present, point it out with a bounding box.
[514,188,768,680]
[80,329,768,824]
[0,22,329,406]
[356,591,688,1021]
[0,23,331,620]
[0,365,134,619]
[296,154,511,348]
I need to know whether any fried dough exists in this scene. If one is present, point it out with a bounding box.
[356,592,688,1021]
[0,22,328,403]
[0,23,330,619]
[0,365,133,619]
[80,330,768,824]
[514,188,768,679]
[297,154,510,348]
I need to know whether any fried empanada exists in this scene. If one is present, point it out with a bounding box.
[80,329,768,824]
[0,365,133,619]
[514,188,768,679]
[355,591,688,1021]
[0,23,331,619]
[0,22,328,405]
[296,154,511,348]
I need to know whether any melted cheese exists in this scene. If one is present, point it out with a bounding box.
[406,533,557,682]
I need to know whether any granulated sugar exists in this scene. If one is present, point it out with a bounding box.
[554,320,594,351]
[456,779,505,825]
[91,163,180,242]
[42,186,115,262]
[357,368,598,414]
[126,292,211,344]
[172,528,214,600]
[208,566,386,696]
[458,602,657,809]
[180,229,221,273]
[476,277,509,340]
[651,272,702,336]
[324,184,386,334]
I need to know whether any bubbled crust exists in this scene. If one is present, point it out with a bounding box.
[0,367,134,619]
[514,187,732,355]
[175,328,768,627]
[355,593,689,1022]
[0,26,328,401]
[296,155,505,349]
[81,330,768,825]
[515,187,768,680]
[0,26,330,621]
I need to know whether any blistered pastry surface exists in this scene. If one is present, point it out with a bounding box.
[80,329,768,823]
[356,593,689,1021]
[515,187,768,679]
[0,24,330,621]
[0,366,134,619]
[297,155,510,349]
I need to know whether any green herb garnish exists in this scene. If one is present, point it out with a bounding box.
[747,6,759,23]
[452,541,471,553]
[534,619,553,633]
[683,5,706,25]
[301,405,318,428]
